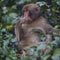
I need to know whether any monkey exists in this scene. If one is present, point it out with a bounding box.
[15,4,54,55]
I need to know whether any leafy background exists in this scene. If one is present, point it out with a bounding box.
[0,0,60,60]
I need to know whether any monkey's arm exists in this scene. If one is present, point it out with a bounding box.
[15,21,24,41]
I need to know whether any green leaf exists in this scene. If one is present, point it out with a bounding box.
[9,13,17,18]
[52,54,60,60]
[43,55,51,60]
[53,48,60,55]
[6,57,11,60]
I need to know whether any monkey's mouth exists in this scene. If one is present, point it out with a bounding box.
[21,16,32,24]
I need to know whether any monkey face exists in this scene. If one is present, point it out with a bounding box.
[22,4,40,23]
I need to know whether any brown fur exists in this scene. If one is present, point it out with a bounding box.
[15,4,53,50]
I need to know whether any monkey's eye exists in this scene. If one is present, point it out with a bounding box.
[35,8,38,11]
[23,9,28,12]
[22,9,28,15]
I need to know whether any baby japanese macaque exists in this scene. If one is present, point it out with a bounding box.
[15,4,53,55]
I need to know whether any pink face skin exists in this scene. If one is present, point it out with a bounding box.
[20,11,32,24]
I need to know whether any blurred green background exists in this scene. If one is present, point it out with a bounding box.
[0,0,60,60]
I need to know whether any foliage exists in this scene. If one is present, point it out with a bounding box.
[0,29,18,60]
[0,0,60,60]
